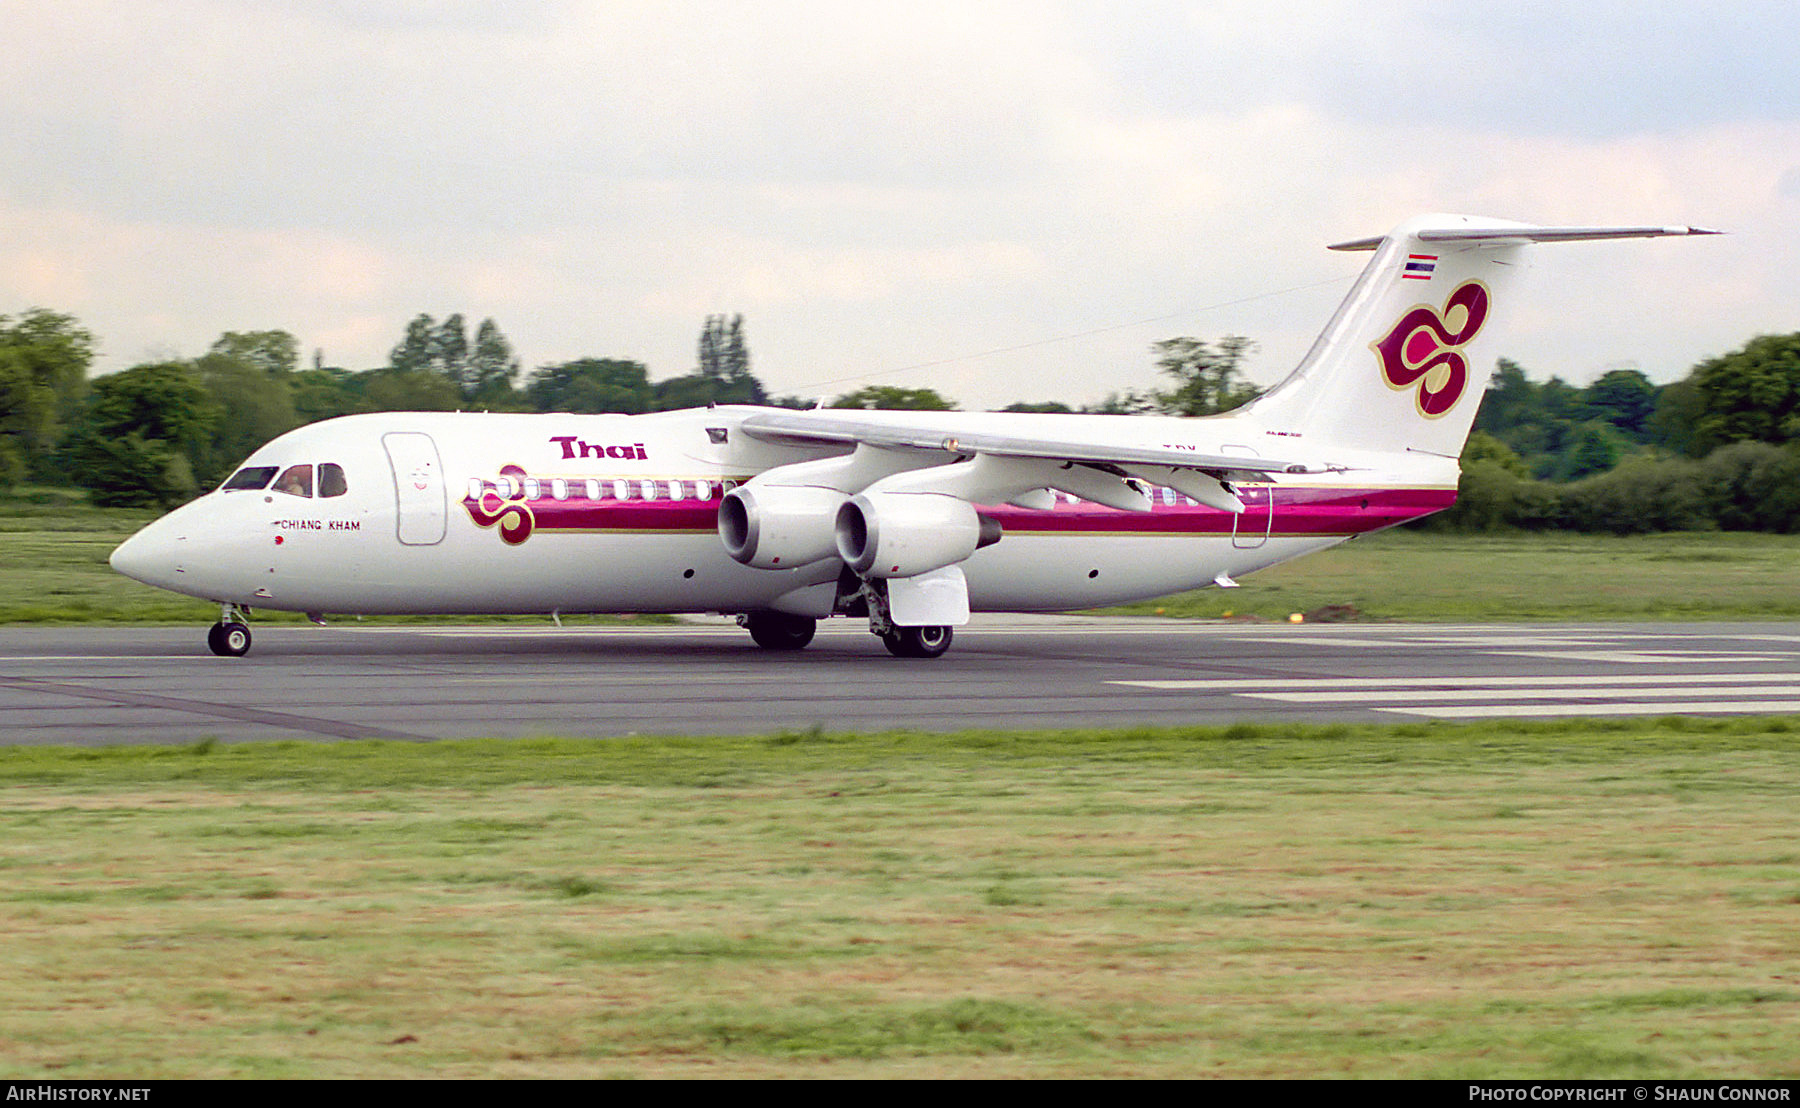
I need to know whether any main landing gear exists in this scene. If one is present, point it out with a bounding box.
[880,624,953,659]
[740,610,817,651]
[738,576,956,658]
[739,610,954,657]
[207,603,252,657]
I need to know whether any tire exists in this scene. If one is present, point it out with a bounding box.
[745,612,817,651]
[207,621,252,657]
[881,624,953,659]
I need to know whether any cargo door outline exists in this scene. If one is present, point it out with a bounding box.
[1223,444,1272,549]
[383,432,446,546]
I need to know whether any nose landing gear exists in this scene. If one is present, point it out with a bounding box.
[207,604,253,657]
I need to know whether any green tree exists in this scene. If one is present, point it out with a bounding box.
[1696,441,1800,532]
[356,367,461,413]
[62,363,217,507]
[1150,335,1259,416]
[1647,378,1706,455]
[661,315,766,407]
[1461,431,1530,477]
[208,330,299,377]
[192,337,301,484]
[0,309,95,487]
[829,385,957,410]
[389,314,439,374]
[387,313,522,404]
[1580,368,1658,436]
[1472,359,1538,435]
[526,358,653,413]
[1549,421,1628,482]
[290,366,359,425]
[1084,390,1158,415]
[467,318,521,404]
[434,314,469,389]
[698,314,752,387]
[1687,332,1800,455]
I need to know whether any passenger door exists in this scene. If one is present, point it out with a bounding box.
[383,432,446,546]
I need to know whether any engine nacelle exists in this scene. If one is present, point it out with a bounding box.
[835,491,1001,579]
[718,484,846,569]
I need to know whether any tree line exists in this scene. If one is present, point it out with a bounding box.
[3,303,1798,533]
[0,309,1263,508]
[1432,334,1800,533]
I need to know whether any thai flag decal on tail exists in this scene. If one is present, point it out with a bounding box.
[1402,254,1437,280]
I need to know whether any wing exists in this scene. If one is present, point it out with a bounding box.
[736,408,1330,514]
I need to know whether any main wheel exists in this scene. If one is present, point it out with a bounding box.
[207,621,252,657]
[881,624,953,659]
[744,611,817,651]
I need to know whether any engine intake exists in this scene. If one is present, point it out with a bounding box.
[835,491,1001,578]
[718,485,846,569]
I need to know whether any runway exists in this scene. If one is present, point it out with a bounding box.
[3,617,1800,745]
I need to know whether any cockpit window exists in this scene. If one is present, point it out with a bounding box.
[319,463,348,498]
[221,465,278,491]
[273,464,313,497]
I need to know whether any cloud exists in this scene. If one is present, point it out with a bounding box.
[0,1,1794,409]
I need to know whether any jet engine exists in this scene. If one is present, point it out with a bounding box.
[718,484,846,569]
[835,491,1002,579]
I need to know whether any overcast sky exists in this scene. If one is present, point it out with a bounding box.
[3,0,1795,409]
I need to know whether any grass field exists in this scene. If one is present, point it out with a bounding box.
[6,495,1799,1078]
[1111,529,1800,622]
[2,720,1797,1079]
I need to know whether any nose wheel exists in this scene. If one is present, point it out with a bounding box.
[207,605,253,657]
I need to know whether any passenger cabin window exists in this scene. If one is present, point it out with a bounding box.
[273,464,313,497]
[222,465,278,491]
[319,463,348,498]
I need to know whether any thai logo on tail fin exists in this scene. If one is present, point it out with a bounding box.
[1371,281,1490,418]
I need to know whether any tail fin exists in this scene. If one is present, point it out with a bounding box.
[1240,214,1718,459]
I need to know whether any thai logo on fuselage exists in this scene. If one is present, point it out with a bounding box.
[463,463,535,544]
[1371,280,1490,418]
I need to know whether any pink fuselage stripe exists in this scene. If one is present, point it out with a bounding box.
[468,486,1456,539]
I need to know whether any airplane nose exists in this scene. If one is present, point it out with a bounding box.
[110,522,183,589]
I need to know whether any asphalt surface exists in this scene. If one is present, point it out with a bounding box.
[3,617,1800,745]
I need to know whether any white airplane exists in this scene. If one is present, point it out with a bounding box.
[111,214,1714,658]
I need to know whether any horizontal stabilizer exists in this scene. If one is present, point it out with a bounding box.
[1330,224,1722,252]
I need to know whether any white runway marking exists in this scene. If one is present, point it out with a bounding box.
[1389,701,1800,719]
[1114,671,1800,719]
[1493,650,1787,664]
[1113,673,1800,691]
[1241,684,1800,704]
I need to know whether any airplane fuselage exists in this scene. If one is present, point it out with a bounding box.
[113,407,1448,619]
